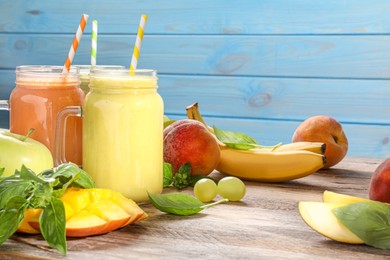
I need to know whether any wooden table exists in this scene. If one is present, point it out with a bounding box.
[1,157,390,259]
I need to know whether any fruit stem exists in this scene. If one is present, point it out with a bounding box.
[186,102,214,133]
[20,128,35,142]
[201,198,229,209]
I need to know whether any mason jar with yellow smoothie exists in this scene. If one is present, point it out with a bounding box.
[56,68,164,202]
[76,65,125,94]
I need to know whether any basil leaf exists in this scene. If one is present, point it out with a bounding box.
[0,178,33,209]
[213,126,259,150]
[39,163,95,191]
[148,193,204,216]
[28,181,53,209]
[18,165,46,184]
[40,198,67,255]
[0,196,28,244]
[163,162,173,188]
[0,168,4,177]
[333,201,390,249]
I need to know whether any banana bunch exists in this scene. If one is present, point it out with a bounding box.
[186,103,326,182]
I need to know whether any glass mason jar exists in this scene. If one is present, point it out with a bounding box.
[0,65,83,166]
[56,68,164,202]
[76,65,125,94]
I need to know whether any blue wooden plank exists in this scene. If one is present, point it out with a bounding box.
[1,0,390,34]
[0,70,15,99]
[2,34,390,79]
[1,70,389,125]
[167,114,390,159]
[0,114,9,129]
[159,75,390,125]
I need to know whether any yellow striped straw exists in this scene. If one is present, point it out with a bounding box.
[130,14,148,71]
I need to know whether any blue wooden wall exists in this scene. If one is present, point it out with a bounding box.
[1,0,390,158]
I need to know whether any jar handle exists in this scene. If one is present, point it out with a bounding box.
[0,100,9,111]
[55,106,81,166]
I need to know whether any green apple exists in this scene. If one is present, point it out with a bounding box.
[0,129,53,176]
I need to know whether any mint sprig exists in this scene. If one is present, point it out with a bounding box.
[163,162,212,190]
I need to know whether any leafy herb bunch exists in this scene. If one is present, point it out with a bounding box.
[0,163,95,255]
[163,162,213,190]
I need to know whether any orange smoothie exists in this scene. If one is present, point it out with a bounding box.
[9,66,83,166]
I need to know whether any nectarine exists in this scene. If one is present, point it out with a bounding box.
[369,158,390,203]
[163,119,220,175]
[292,115,348,168]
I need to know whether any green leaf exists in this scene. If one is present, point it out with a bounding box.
[148,192,228,216]
[39,163,95,192]
[213,125,259,150]
[148,192,205,215]
[40,198,67,255]
[163,162,173,188]
[28,181,53,209]
[0,196,28,245]
[213,126,282,150]
[14,166,53,209]
[172,163,191,189]
[333,201,390,249]
[0,168,4,177]
[0,175,34,209]
[19,165,46,184]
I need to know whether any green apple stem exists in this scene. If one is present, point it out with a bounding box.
[20,128,35,142]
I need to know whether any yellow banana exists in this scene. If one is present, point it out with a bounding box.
[273,141,326,155]
[186,102,325,181]
[217,147,325,182]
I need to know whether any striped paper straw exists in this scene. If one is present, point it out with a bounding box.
[63,14,89,73]
[130,14,148,70]
[91,20,98,68]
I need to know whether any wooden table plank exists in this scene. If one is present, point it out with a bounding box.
[1,157,389,259]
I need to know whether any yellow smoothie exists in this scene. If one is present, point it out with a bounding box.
[82,69,163,202]
[76,65,125,94]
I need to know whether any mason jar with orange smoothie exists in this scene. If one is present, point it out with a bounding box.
[2,66,84,166]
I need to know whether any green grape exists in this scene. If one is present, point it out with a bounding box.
[193,178,217,203]
[217,176,246,201]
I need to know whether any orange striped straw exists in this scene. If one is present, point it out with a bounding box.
[63,14,89,73]
[130,14,148,71]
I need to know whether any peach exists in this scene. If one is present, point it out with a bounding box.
[292,115,348,168]
[163,119,220,175]
[369,158,390,203]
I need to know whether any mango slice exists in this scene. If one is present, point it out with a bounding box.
[322,190,370,204]
[298,201,364,244]
[17,187,147,237]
